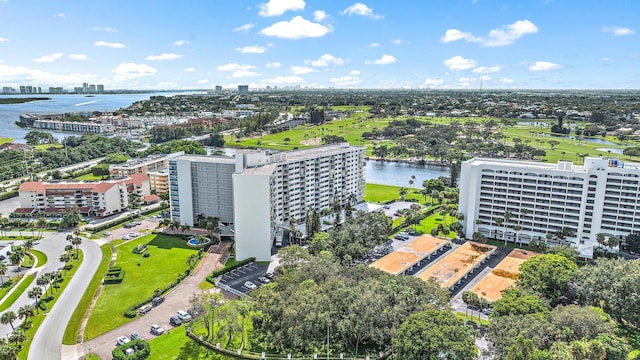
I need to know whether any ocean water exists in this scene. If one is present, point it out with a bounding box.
[0,93,191,142]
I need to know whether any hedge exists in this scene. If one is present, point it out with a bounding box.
[112,339,151,360]
[109,266,121,271]
[104,270,125,284]
[132,244,148,254]
[210,257,256,278]
[0,190,18,201]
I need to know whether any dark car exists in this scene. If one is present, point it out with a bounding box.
[151,296,165,306]
[169,315,182,326]
[130,333,142,340]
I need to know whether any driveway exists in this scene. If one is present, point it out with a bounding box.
[28,234,102,360]
[75,248,223,360]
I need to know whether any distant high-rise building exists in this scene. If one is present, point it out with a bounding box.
[97,84,104,93]
[215,85,222,94]
[49,87,64,94]
[89,84,96,93]
[2,87,13,94]
[238,85,249,94]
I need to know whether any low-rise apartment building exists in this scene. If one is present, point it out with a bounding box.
[17,173,150,217]
[459,157,640,257]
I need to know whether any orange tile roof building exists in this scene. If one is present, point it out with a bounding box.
[17,173,150,217]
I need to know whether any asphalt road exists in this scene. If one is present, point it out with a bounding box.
[28,235,102,360]
[0,232,68,338]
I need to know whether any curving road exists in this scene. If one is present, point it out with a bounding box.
[28,234,102,360]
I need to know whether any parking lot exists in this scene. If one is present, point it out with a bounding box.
[217,261,271,294]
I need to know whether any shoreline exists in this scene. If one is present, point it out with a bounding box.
[365,156,451,167]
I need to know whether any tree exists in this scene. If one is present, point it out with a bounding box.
[17,304,34,322]
[28,286,43,306]
[398,187,408,200]
[518,254,578,305]
[392,309,476,360]
[236,298,251,349]
[59,253,71,274]
[494,217,504,241]
[71,236,82,256]
[8,247,24,266]
[0,311,16,331]
[625,231,640,254]
[491,288,548,317]
[0,262,7,285]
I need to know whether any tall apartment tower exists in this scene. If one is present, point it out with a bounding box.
[237,85,249,94]
[168,144,365,260]
[459,157,640,258]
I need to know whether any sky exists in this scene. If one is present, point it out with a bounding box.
[0,0,638,90]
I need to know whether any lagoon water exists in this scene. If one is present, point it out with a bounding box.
[0,93,190,142]
[364,159,450,187]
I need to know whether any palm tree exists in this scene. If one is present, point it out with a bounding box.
[503,211,512,245]
[186,254,198,269]
[8,247,25,266]
[195,213,206,228]
[28,287,43,311]
[8,330,25,344]
[205,217,220,244]
[36,217,47,238]
[64,244,73,255]
[18,304,34,323]
[0,311,17,331]
[237,298,251,349]
[494,218,504,241]
[36,275,49,294]
[72,237,82,257]
[168,221,179,233]
[607,236,619,252]
[513,225,522,246]
[0,262,7,286]
[59,253,71,275]
[596,233,606,249]
[180,224,191,234]
[399,187,408,200]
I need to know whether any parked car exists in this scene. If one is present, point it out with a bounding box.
[177,310,192,322]
[482,308,493,315]
[150,324,164,335]
[121,235,131,241]
[128,232,139,238]
[265,272,275,280]
[383,205,390,209]
[169,315,182,326]
[151,296,165,306]
[133,221,142,225]
[138,304,152,315]
[130,333,142,340]
[244,281,257,290]
[123,223,135,229]
[257,276,270,284]
[116,336,130,346]
[103,231,112,237]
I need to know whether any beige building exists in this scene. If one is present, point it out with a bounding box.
[17,173,150,217]
[109,153,183,195]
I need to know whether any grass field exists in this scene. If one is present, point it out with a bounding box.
[364,184,431,205]
[85,234,200,338]
[63,244,111,344]
[0,138,12,145]
[0,275,22,303]
[18,251,84,360]
[34,143,63,151]
[20,254,35,268]
[0,274,35,312]
[454,312,490,327]
[30,249,48,268]
[414,212,457,238]
[75,173,105,181]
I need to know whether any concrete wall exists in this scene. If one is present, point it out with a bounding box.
[233,173,272,261]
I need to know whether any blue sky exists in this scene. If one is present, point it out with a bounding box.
[0,0,638,90]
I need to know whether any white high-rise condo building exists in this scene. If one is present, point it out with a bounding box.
[459,157,640,258]
[169,143,365,261]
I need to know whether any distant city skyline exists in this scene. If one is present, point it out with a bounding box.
[0,0,638,90]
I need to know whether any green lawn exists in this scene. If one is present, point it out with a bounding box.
[75,173,104,181]
[30,249,48,267]
[85,234,200,338]
[414,212,457,238]
[0,138,12,145]
[0,274,35,312]
[364,183,401,203]
[63,244,111,344]
[18,251,84,360]
[20,254,35,268]
[454,312,490,327]
[0,276,22,303]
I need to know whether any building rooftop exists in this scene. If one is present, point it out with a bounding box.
[173,155,235,164]
[370,235,448,276]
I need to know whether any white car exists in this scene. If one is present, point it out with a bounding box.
[177,310,192,322]
[244,281,258,290]
[128,232,139,238]
[116,336,130,346]
[150,324,164,335]
[121,235,131,241]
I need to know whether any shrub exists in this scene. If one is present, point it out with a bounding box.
[210,257,256,278]
[37,300,47,311]
[143,251,150,258]
[123,309,137,318]
[109,266,121,271]
[112,339,150,360]
[104,270,125,284]
[42,295,54,302]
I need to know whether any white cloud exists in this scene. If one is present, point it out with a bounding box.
[94,40,125,48]
[457,77,475,87]
[217,63,256,72]
[258,0,305,17]
[499,77,514,84]
[421,78,444,87]
[112,63,157,80]
[441,19,538,47]
[261,75,304,84]
[259,16,332,39]
[229,70,258,78]
[601,26,635,36]
[601,57,614,62]
[173,40,189,46]
[146,53,182,61]
[369,42,380,47]
[365,54,397,65]
[34,53,64,63]
[314,10,327,22]
[0,37,7,42]
[184,66,195,72]
[157,81,178,89]
[196,79,209,84]
[69,54,89,60]
[266,62,281,68]
[236,46,266,54]
[0,64,99,87]
[53,13,66,18]
[307,54,344,67]
[472,66,501,74]
[443,56,476,70]
[391,39,402,45]
[340,3,383,19]
[350,70,360,75]
[233,23,255,32]
[89,27,118,33]
[330,75,361,87]
[529,61,560,71]
[290,65,315,75]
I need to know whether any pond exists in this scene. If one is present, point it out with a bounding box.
[364,160,450,187]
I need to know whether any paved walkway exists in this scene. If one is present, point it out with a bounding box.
[72,246,223,360]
